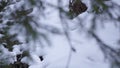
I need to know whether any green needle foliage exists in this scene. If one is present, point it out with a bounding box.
[0,0,120,68]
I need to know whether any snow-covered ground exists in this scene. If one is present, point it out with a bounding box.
[0,0,119,68]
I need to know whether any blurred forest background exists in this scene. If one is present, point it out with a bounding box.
[0,0,120,68]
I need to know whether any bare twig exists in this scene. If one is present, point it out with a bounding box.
[58,1,76,67]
